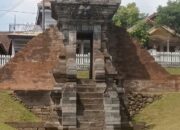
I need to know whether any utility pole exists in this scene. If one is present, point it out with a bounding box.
[167,39,170,52]
[42,0,45,32]
[13,15,16,33]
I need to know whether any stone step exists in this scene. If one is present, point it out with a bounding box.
[77,114,104,122]
[79,104,104,110]
[77,111,104,118]
[69,127,104,130]
[77,87,97,92]
[77,87,106,93]
[105,126,121,130]
[78,83,96,86]
[77,110,104,116]
[78,93,103,98]
[77,79,96,85]
[77,116,105,122]
[78,98,103,104]
[78,121,104,128]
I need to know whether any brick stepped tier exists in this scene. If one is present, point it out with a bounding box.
[76,81,105,130]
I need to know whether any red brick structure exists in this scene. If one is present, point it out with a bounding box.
[108,25,170,80]
[0,0,180,130]
[0,27,65,90]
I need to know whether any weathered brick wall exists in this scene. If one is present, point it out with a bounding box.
[107,25,180,92]
[0,27,65,90]
[14,91,54,121]
[107,25,170,80]
[7,122,59,130]
[126,92,161,116]
[124,80,178,92]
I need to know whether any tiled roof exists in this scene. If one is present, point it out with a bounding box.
[0,27,65,90]
[149,26,180,38]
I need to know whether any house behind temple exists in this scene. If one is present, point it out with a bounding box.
[129,13,180,52]
[148,25,180,52]
[2,0,56,56]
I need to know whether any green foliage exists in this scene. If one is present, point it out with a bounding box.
[156,0,180,33]
[113,3,144,28]
[129,21,151,47]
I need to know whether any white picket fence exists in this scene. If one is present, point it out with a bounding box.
[76,53,90,70]
[0,55,13,67]
[9,24,42,33]
[149,49,180,67]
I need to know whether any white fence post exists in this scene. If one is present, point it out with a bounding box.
[0,55,13,67]
[149,50,180,67]
[76,53,90,70]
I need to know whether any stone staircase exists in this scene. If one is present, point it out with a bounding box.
[76,80,105,130]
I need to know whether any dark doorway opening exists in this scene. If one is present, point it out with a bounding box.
[76,32,93,79]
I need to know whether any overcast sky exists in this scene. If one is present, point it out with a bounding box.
[0,0,169,31]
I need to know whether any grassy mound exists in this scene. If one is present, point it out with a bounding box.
[165,67,180,75]
[0,123,16,130]
[134,93,180,130]
[0,91,39,130]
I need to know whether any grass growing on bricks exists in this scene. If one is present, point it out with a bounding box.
[0,91,40,130]
[134,93,180,130]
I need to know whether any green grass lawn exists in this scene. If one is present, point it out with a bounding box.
[77,71,90,79]
[0,123,16,130]
[0,91,39,130]
[165,67,180,75]
[134,93,180,130]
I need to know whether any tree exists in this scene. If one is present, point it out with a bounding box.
[113,3,144,28]
[156,0,180,33]
[129,21,151,47]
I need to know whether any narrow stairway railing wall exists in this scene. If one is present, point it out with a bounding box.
[104,53,122,129]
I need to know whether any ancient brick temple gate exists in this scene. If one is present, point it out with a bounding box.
[3,0,126,130]
[50,0,122,129]
[51,0,121,81]
[2,0,175,130]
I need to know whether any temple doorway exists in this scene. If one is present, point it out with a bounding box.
[76,32,93,79]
